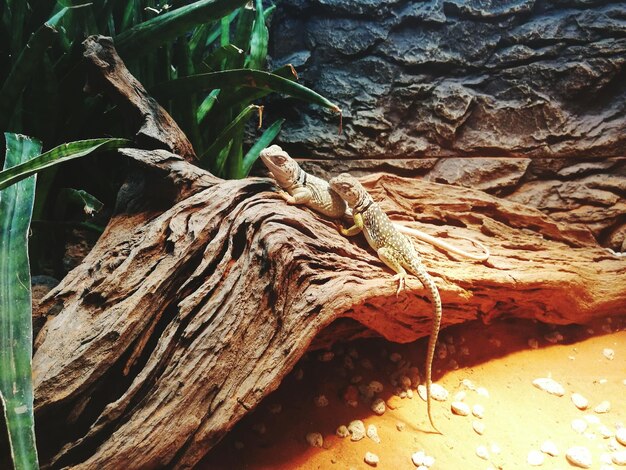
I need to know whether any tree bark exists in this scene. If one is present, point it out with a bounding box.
[32,36,626,469]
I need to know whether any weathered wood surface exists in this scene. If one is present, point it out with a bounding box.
[31,33,626,470]
[33,150,626,468]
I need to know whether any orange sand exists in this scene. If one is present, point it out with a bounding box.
[201,316,626,469]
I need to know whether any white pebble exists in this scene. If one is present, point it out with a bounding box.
[336,425,349,438]
[603,348,615,360]
[584,414,600,424]
[423,455,435,467]
[437,343,448,359]
[599,425,614,439]
[367,424,380,443]
[407,389,414,399]
[616,427,626,446]
[573,419,589,434]
[491,443,501,454]
[472,420,485,435]
[566,446,593,468]
[461,378,475,390]
[314,395,329,407]
[472,404,485,418]
[364,452,379,466]
[572,393,590,410]
[451,401,470,416]
[348,420,366,441]
[476,445,489,460]
[417,383,449,401]
[411,450,426,466]
[541,440,559,456]
[400,375,412,389]
[476,387,490,398]
[533,377,565,396]
[306,432,323,448]
[454,391,467,401]
[528,450,545,466]
[528,338,539,349]
[613,451,626,465]
[371,398,386,415]
[595,401,611,413]
[396,421,405,431]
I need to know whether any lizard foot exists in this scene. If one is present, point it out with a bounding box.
[391,273,406,296]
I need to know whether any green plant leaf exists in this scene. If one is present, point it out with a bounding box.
[246,0,267,70]
[241,118,284,177]
[0,133,41,470]
[200,104,261,173]
[196,89,221,124]
[0,7,69,131]
[55,188,104,218]
[0,138,130,191]
[115,0,249,59]
[152,69,342,114]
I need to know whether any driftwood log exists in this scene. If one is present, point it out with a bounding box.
[32,36,626,469]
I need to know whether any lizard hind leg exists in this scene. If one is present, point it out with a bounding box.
[377,247,407,296]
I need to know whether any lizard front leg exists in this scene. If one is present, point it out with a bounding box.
[337,212,364,237]
[277,187,312,206]
[377,247,407,296]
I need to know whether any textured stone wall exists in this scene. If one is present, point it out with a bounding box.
[264,0,626,249]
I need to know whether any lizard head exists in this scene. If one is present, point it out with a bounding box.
[259,145,300,190]
[329,173,369,209]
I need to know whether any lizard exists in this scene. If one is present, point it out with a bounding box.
[259,144,490,261]
[329,172,442,433]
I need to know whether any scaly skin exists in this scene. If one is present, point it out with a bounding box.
[329,173,442,433]
[260,144,490,261]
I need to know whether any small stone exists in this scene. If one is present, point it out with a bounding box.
[461,379,475,390]
[306,432,323,448]
[343,385,359,407]
[268,403,282,414]
[368,380,384,394]
[595,401,611,413]
[423,455,435,467]
[437,343,448,359]
[528,450,545,466]
[544,331,563,343]
[472,420,485,435]
[603,348,615,360]
[491,443,501,454]
[407,389,414,399]
[599,378,608,384]
[451,401,470,416]
[386,395,402,410]
[361,359,373,369]
[476,387,490,398]
[566,446,593,468]
[411,450,426,466]
[418,383,449,401]
[616,427,626,446]
[336,425,350,438]
[572,393,590,410]
[460,346,470,356]
[364,452,379,466]
[572,418,589,434]
[350,375,363,384]
[389,352,402,362]
[408,367,420,385]
[454,391,467,401]
[252,423,266,435]
[396,421,405,432]
[343,355,355,370]
[318,351,334,362]
[583,414,600,424]
[528,338,539,349]
[599,425,614,439]
[533,377,565,396]
[371,398,386,415]
[489,338,502,348]
[472,404,485,418]
[400,375,412,389]
[476,445,489,460]
[314,395,329,407]
[348,420,366,441]
[612,451,626,465]
[540,440,559,456]
[367,424,380,443]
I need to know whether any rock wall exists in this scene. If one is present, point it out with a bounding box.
[264,0,626,249]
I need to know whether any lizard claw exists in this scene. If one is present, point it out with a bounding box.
[392,273,406,296]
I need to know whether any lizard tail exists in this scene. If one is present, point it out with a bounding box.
[414,263,443,434]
